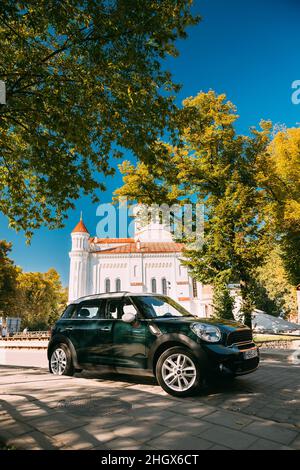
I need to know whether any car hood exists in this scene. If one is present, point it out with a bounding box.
[152,316,248,333]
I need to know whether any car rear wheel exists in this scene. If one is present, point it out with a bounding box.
[49,343,74,376]
[156,347,202,397]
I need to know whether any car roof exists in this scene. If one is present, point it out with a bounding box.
[71,292,159,304]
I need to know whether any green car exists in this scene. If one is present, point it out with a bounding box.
[48,292,259,397]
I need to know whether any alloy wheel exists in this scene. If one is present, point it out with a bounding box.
[50,348,67,375]
[161,353,197,392]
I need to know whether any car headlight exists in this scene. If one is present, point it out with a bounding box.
[190,323,221,343]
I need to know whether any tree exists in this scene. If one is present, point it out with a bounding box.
[255,247,297,319]
[16,268,67,329]
[0,240,19,313]
[257,128,300,287]
[116,91,271,326]
[212,276,235,321]
[0,239,67,327]
[0,0,199,238]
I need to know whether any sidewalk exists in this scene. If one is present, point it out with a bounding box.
[259,339,300,364]
[0,363,299,450]
[0,349,47,369]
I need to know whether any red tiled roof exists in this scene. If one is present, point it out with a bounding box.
[72,219,89,233]
[90,238,135,244]
[91,241,183,254]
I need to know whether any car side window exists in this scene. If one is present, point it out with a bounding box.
[105,298,137,320]
[61,304,75,319]
[73,301,105,319]
[105,299,120,319]
[120,298,137,317]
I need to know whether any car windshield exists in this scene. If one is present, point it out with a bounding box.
[132,295,192,319]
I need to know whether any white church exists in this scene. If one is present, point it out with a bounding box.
[68,215,214,317]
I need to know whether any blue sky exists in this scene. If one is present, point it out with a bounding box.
[1,0,300,286]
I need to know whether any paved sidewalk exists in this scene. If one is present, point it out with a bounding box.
[0,359,299,450]
[0,348,48,368]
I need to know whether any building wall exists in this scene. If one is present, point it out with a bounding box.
[69,246,212,316]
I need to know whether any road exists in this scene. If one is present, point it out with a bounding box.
[0,352,299,450]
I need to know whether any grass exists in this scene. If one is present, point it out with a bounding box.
[254,334,300,343]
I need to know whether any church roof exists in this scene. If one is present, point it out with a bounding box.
[90,237,135,244]
[91,241,183,254]
[72,218,89,234]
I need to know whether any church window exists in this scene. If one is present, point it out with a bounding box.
[151,278,157,293]
[105,278,110,293]
[162,278,167,295]
[115,278,121,292]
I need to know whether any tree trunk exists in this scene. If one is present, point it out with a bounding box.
[240,280,253,328]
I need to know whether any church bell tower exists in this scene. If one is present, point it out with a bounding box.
[68,214,90,302]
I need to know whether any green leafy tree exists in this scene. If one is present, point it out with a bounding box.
[116,91,272,326]
[257,128,300,287]
[16,268,67,329]
[117,93,300,324]
[0,0,198,238]
[255,247,297,319]
[0,240,19,313]
[212,276,235,321]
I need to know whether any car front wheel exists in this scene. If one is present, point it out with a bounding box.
[156,347,202,397]
[49,343,74,376]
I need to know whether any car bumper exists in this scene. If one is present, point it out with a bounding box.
[201,343,260,376]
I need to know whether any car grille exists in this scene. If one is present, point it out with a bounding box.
[226,329,253,346]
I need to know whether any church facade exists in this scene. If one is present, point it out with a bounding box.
[68,217,214,317]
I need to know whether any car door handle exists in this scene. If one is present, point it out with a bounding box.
[65,327,73,331]
[99,326,111,332]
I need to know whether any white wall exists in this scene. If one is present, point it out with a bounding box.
[68,231,214,316]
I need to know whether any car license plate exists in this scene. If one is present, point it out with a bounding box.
[244,349,258,360]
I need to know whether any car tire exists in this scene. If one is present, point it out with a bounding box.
[49,343,74,376]
[156,347,202,397]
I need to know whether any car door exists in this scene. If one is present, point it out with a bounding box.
[63,299,115,365]
[109,297,148,370]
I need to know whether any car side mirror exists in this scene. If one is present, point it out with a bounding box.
[121,312,137,324]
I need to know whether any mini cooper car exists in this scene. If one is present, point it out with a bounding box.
[48,292,259,397]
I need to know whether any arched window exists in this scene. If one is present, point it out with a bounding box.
[151,278,157,293]
[192,278,198,299]
[105,278,110,293]
[162,278,167,295]
[115,278,121,292]
[133,265,137,277]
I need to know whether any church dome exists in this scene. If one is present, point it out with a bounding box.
[72,217,89,234]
